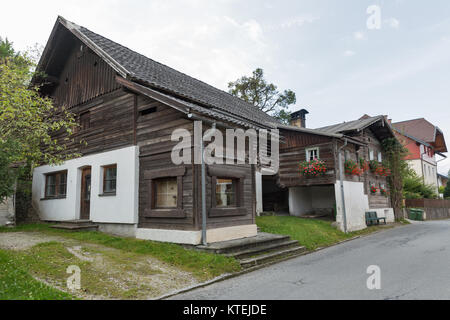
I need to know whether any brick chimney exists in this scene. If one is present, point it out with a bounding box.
[290,109,309,128]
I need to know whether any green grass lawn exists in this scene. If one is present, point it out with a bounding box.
[0,248,74,300]
[256,216,396,250]
[0,224,241,280]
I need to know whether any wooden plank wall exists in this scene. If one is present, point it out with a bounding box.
[363,129,391,209]
[136,95,196,230]
[51,45,120,109]
[136,95,256,230]
[52,89,135,156]
[278,130,336,187]
[202,164,255,229]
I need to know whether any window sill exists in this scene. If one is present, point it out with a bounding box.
[40,196,67,201]
[144,209,186,219]
[209,207,247,218]
[99,192,117,197]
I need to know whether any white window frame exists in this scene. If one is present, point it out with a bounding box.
[306,147,320,162]
[369,149,374,161]
[377,151,382,162]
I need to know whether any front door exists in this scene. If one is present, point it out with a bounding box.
[80,167,91,220]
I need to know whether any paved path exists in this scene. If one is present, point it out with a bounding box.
[171,220,450,300]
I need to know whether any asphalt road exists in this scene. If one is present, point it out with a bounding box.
[171,220,450,300]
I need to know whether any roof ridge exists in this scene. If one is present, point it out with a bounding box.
[62,16,273,123]
[392,117,426,125]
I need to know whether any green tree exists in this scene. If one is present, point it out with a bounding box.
[0,38,77,202]
[382,138,409,220]
[228,68,296,124]
[403,172,437,199]
[444,180,450,199]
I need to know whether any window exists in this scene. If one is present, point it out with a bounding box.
[80,112,90,131]
[44,171,67,198]
[139,107,157,117]
[344,150,350,162]
[103,165,117,194]
[209,167,247,217]
[369,149,374,161]
[306,148,319,162]
[378,152,382,162]
[144,167,186,218]
[155,177,178,209]
[216,178,237,207]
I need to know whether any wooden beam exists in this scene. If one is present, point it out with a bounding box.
[116,76,189,115]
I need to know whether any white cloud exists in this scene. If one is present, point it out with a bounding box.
[385,18,400,29]
[278,15,319,29]
[343,50,356,57]
[353,31,366,41]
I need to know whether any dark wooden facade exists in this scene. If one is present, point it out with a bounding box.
[44,34,256,232]
[278,126,391,209]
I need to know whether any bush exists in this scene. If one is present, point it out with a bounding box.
[403,173,437,199]
[444,180,450,199]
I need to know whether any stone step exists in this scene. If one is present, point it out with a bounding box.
[61,220,95,226]
[227,239,300,260]
[50,223,99,232]
[239,246,307,269]
[197,233,291,255]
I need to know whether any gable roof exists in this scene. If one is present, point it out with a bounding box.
[392,118,447,153]
[37,16,278,129]
[315,115,387,134]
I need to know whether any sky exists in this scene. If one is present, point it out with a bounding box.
[1,0,450,174]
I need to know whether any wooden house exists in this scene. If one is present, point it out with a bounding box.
[264,114,397,231]
[31,16,277,245]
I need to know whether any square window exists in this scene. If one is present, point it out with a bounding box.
[306,148,319,162]
[216,178,237,207]
[369,149,374,161]
[378,152,382,162]
[45,171,67,198]
[155,177,178,209]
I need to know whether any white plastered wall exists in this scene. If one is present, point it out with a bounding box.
[255,170,263,215]
[289,186,335,217]
[335,180,369,232]
[136,225,258,245]
[32,146,139,225]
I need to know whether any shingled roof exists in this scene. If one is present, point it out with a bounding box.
[314,115,397,142]
[43,16,278,129]
[315,115,387,134]
[392,118,447,153]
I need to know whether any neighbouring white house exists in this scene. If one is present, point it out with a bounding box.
[392,118,448,194]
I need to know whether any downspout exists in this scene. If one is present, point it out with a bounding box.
[200,126,207,246]
[338,138,348,233]
[188,113,217,246]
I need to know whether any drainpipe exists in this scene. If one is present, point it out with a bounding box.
[338,139,348,233]
[200,127,207,245]
[188,113,217,246]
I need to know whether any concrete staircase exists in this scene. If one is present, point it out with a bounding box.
[51,220,99,232]
[196,233,306,269]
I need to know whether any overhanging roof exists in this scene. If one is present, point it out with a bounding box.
[36,16,278,130]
